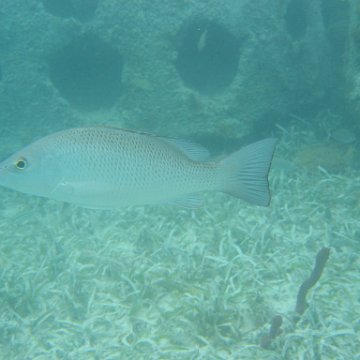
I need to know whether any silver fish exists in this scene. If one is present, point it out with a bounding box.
[0,127,277,209]
[197,29,208,52]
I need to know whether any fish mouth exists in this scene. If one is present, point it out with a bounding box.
[0,164,11,180]
[0,166,6,187]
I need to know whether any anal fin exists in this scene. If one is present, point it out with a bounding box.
[169,194,204,208]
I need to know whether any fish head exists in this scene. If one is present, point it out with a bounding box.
[0,140,60,198]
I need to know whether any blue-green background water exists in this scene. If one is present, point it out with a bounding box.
[0,1,359,359]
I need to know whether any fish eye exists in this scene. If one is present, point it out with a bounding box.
[15,158,28,170]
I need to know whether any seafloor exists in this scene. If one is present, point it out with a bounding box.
[0,120,359,360]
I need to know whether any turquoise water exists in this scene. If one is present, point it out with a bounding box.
[0,1,359,359]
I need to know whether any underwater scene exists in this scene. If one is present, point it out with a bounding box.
[0,0,360,359]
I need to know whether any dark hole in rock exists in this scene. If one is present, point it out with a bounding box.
[321,0,349,53]
[48,34,123,111]
[320,0,349,112]
[175,20,240,94]
[42,0,99,21]
[285,0,307,41]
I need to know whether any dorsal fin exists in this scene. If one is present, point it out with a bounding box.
[158,137,210,161]
[88,125,210,162]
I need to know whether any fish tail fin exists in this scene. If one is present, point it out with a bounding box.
[219,138,277,206]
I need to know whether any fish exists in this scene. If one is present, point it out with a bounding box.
[0,127,277,209]
[197,28,208,52]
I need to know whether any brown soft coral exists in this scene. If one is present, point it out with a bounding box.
[294,143,355,172]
